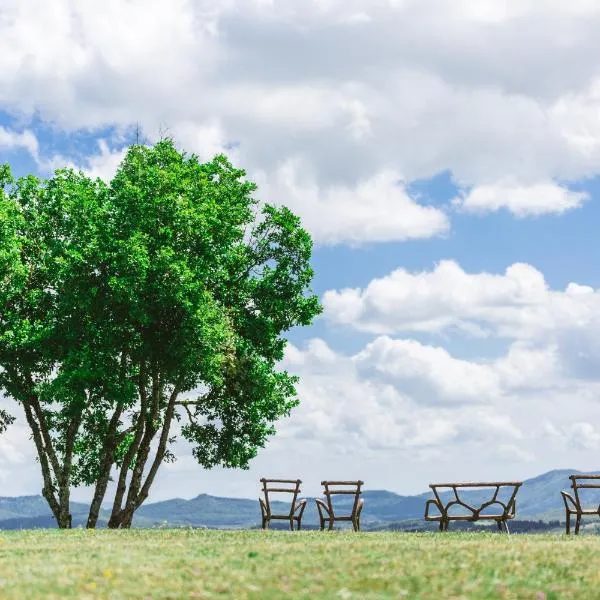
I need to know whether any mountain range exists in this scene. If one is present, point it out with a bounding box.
[0,469,597,530]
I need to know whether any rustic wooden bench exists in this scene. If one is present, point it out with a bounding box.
[561,474,600,534]
[258,478,307,530]
[424,481,522,533]
[315,480,364,531]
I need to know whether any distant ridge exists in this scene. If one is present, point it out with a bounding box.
[0,469,597,530]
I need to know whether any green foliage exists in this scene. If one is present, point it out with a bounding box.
[0,162,132,488]
[0,139,322,500]
[99,140,322,472]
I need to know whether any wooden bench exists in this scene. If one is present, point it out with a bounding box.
[258,478,307,530]
[561,474,600,535]
[315,480,364,531]
[424,481,522,534]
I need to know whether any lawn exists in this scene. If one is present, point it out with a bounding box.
[0,529,598,599]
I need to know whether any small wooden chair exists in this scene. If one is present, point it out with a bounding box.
[315,480,364,531]
[258,478,307,530]
[561,474,600,534]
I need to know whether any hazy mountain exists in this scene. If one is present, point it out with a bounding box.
[0,469,596,530]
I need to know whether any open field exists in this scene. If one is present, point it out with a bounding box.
[0,530,600,599]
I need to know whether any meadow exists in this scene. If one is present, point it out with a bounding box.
[0,529,599,599]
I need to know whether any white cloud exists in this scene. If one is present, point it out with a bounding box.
[496,444,535,462]
[494,343,562,389]
[3,0,600,242]
[455,181,588,217]
[279,337,524,451]
[323,260,600,340]
[84,140,127,182]
[354,336,502,404]
[0,429,27,465]
[0,126,39,158]
[169,120,238,164]
[36,139,127,182]
[567,422,600,450]
[256,161,449,245]
[541,420,600,451]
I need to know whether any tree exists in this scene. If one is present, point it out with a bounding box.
[0,163,113,528]
[0,140,321,528]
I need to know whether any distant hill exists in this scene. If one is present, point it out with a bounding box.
[508,469,600,518]
[0,469,597,530]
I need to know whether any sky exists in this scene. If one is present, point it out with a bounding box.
[3,0,600,503]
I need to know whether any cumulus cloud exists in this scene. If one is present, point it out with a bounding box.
[35,139,127,182]
[84,140,128,182]
[255,161,449,245]
[323,260,600,340]
[496,444,535,463]
[541,420,600,451]
[0,126,39,158]
[279,337,525,451]
[568,422,600,450]
[494,343,563,389]
[3,0,600,242]
[261,337,600,490]
[454,181,588,217]
[353,336,502,404]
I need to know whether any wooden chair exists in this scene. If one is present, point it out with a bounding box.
[315,480,364,531]
[561,474,600,534]
[258,478,307,530]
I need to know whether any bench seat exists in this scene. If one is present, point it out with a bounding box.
[425,482,522,534]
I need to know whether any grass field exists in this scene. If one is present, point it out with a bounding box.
[0,529,599,599]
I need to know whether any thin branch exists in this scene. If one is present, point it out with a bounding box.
[182,403,197,426]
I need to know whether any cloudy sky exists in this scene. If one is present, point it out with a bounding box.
[3,0,600,503]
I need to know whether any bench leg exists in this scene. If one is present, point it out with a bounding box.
[502,520,510,535]
[575,514,581,535]
[497,520,503,532]
[565,510,570,535]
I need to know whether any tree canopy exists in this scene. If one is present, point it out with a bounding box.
[0,140,321,527]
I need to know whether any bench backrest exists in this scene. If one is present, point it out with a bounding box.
[569,475,600,508]
[321,480,364,518]
[430,482,522,517]
[260,478,302,518]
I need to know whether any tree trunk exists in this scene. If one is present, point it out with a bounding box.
[86,405,124,528]
[107,380,180,528]
[11,368,84,530]
[23,399,74,529]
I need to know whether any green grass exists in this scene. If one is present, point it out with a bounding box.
[0,530,599,599]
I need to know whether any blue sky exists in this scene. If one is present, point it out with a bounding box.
[3,0,600,501]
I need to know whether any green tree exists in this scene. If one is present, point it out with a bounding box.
[0,163,113,528]
[0,140,321,528]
